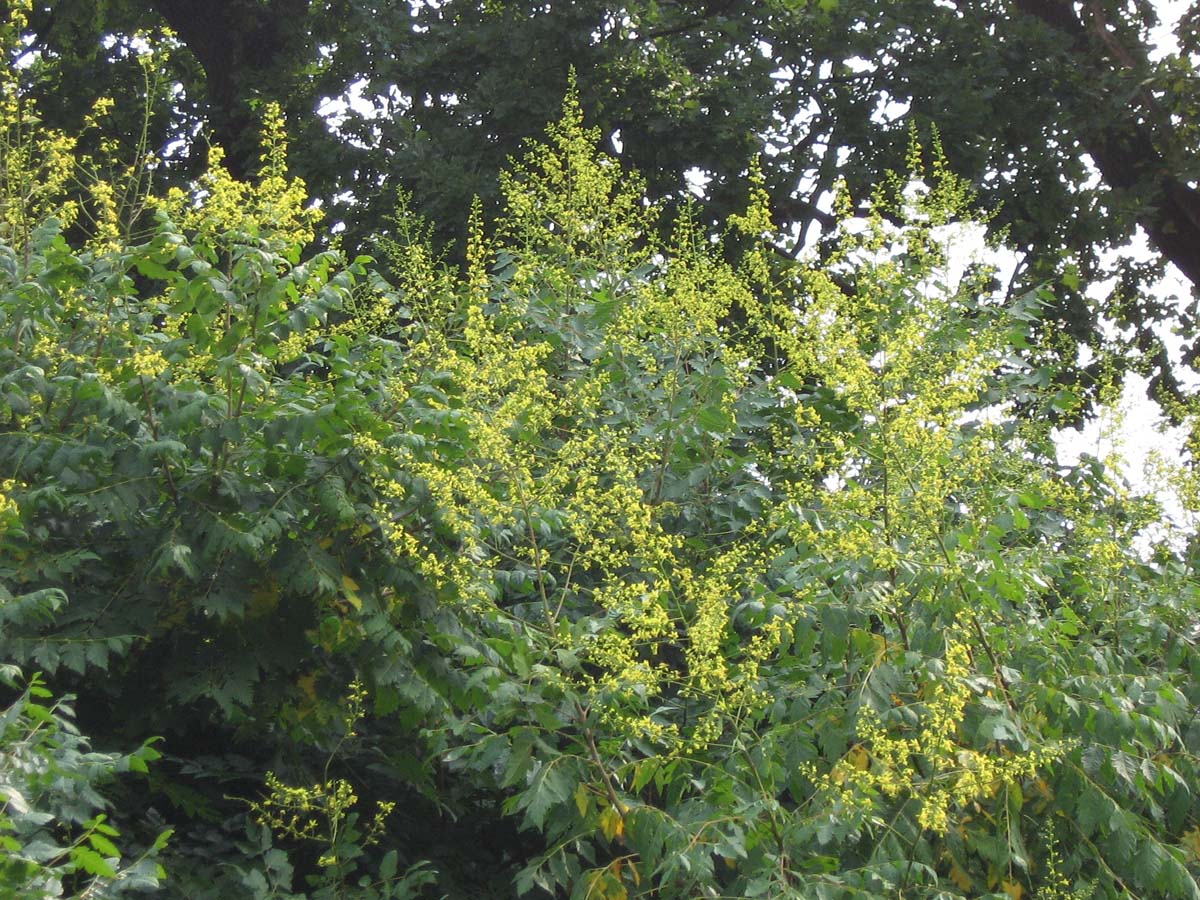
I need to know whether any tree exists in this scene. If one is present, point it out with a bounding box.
[18,0,1200,414]
[0,671,169,899]
[7,1,1200,888]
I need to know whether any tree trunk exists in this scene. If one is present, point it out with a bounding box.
[1011,0,1200,290]
[149,0,311,179]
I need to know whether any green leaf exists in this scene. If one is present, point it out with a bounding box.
[87,831,121,857]
[134,257,173,280]
[72,846,118,878]
[379,848,398,881]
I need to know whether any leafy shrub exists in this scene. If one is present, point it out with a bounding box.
[0,668,168,898]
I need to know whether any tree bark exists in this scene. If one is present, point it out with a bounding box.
[148,0,311,179]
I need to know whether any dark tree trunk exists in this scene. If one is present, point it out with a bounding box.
[148,0,311,179]
[1011,0,1200,291]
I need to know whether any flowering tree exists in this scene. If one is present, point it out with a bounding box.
[3,8,1200,896]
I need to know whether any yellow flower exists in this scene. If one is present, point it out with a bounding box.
[130,348,169,378]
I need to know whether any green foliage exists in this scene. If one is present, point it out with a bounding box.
[3,18,1200,900]
[246,681,436,899]
[0,669,169,898]
[368,102,1200,899]
[15,0,1200,417]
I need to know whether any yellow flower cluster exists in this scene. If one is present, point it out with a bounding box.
[275,330,308,362]
[253,771,352,842]
[1035,842,1094,900]
[249,680,394,868]
[0,0,81,244]
[3,9,175,251]
[0,479,19,534]
[29,334,86,371]
[679,548,745,695]
[162,103,320,250]
[499,73,656,269]
[815,631,1065,835]
[87,178,123,253]
[130,347,169,378]
[353,92,799,756]
[332,281,394,339]
[169,348,216,386]
[251,772,396,866]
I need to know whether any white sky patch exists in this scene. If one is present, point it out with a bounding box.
[684,167,711,198]
[317,78,396,138]
[872,94,911,125]
[1149,0,1193,60]
[1053,371,1196,551]
[1051,238,1195,542]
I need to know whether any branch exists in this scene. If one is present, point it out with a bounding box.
[640,0,740,41]
[1009,0,1200,291]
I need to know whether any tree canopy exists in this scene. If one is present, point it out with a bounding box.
[5,2,1200,899]
[20,0,1200,413]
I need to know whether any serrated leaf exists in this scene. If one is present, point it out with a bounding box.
[72,846,118,878]
[87,816,118,837]
[87,832,121,857]
[1133,841,1163,887]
